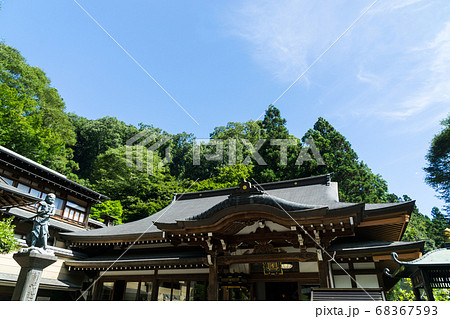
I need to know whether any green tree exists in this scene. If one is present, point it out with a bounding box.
[70,115,139,179]
[300,117,392,203]
[90,145,181,223]
[429,206,449,249]
[191,164,253,191]
[253,105,301,182]
[90,200,124,225]
[0,217,20,254]
[386,278,416,301]
[388,278,450,301]
[209,106,301,183]
[0,43,76,174]
[167,131,196,179]
[402,196,436,253]
[424,115,450,214]
[210,120,263,166]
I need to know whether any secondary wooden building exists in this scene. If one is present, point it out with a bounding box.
[0,146,109,300]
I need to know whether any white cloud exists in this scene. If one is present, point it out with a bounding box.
[227,0,357,83]
[380,0,424,11]
[379,22,450,120]
[357,66,383,88]
[228,0,450,126]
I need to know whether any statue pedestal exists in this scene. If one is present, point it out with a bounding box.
[11,249,57,301]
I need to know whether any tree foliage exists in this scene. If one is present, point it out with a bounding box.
[0,43,444,236]
[0,217,20,254]
[70,115,139,179]
[0,43,76,174]
[387,278,450,301]
[253,105,301,182]
[425,115,450,214]
[89,146,182,223]
[300,117,392,203]
[402,196,437,253]
[429,206,449,249]
[90,200,124,225]
[191,164,253,191]
[402,195,449,253]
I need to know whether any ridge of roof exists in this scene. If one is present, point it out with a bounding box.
[175,174,331,200]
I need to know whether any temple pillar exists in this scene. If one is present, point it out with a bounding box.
[297,281,303,300]
[421,271,435,301]
[318,261,330,288]
[208,256,218,301]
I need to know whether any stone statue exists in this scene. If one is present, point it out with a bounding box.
[13,193,58,301]
[25,193,56,251]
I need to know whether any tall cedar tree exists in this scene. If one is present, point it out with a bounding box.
[300,117,391,203]
[253,105,301,182]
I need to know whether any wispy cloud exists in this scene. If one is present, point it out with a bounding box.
[227,0,358,83]
[357,66,383,88]
[228,0,450,127]
[379,22,450,120]
[387,0,424,11]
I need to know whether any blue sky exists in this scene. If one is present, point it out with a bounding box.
[0,0,448,216]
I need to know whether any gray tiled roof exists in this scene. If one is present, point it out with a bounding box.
[364,203,409,211]
[60,174,411,240]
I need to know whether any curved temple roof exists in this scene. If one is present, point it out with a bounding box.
[187,193,324,221]
[60,174,414,242]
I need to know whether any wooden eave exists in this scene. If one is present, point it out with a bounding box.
[356,210,411,242]
[65,256,207,271]
[66,231,165,246]
[156,207,325,232]
[216,251,317,265]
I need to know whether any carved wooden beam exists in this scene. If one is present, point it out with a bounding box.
[216,252,317,265]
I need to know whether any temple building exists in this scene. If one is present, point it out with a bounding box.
[0,145,425,301]
[62,176,423,301]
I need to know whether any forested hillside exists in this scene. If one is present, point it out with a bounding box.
[1,42,448,251]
